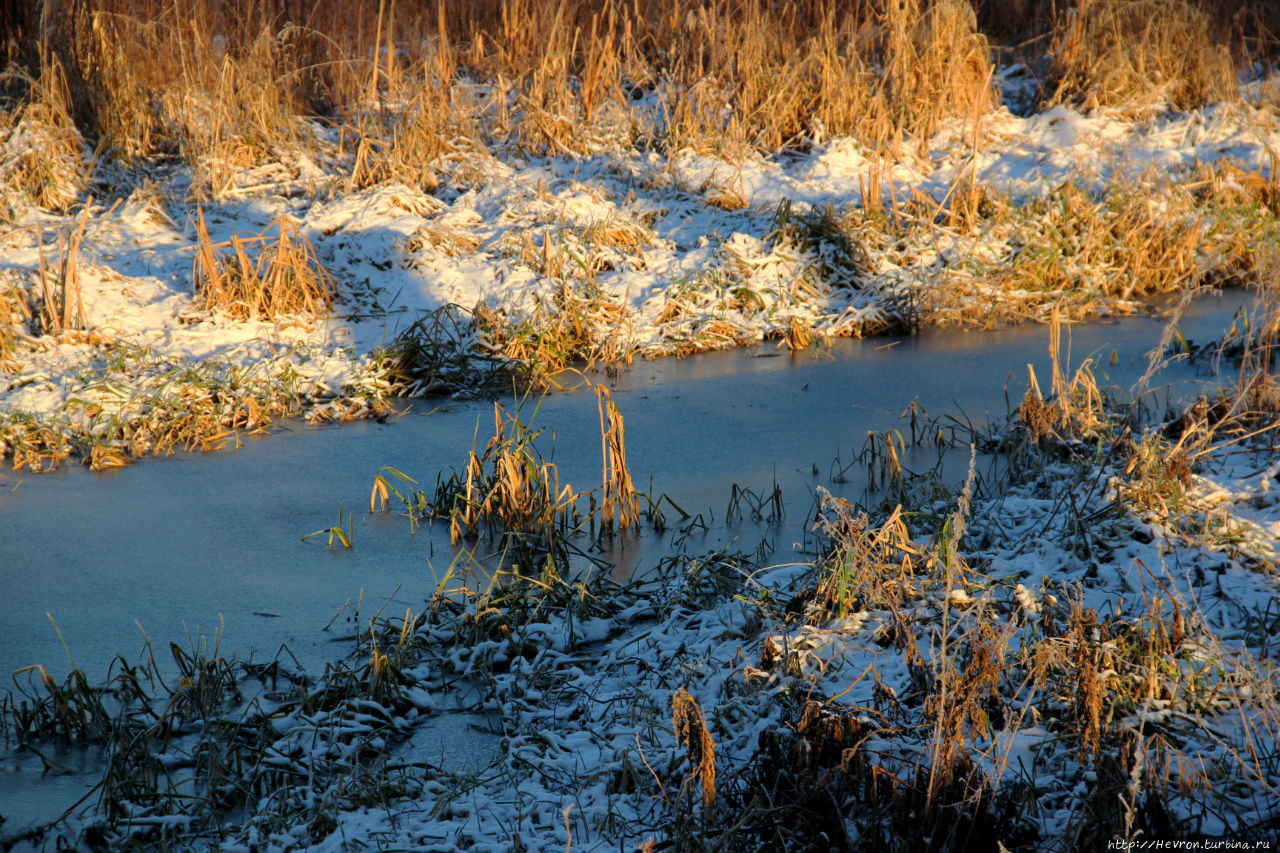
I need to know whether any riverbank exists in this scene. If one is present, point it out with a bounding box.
[2,2,1279,848]
[4,2,1280,469]
[4,300,1277,850]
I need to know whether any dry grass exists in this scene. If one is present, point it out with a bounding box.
[473,283,634,383]
[1024,573,1272,776]
[0,54,87,212]
[34,204,91,336]
[52,1,321,188]
[919,162,1280,330]
[355,305,513,399]
[1008,181,1205,300]
[371,388,642,568]
[192,209,337,321]
[2,346,310,471]
[0,0,1268,204]
[1110,286,1280,549]
[596,385,639,531]
[0,411,75,471]
[746,318,1280,849]
[672,687,717,813]
[1047,0,1235,115]
[654,162,1280,347]
[1015,311,1107,443]
[446,400,583,547]
[0,609,440,849]
[345,71,476,194]
[0,272,33,371]
[98,377,285,459]
[809,488,930,616]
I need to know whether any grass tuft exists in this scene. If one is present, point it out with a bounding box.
[0,54,87,213]
[357,305,515,400]
[193,210,337,321]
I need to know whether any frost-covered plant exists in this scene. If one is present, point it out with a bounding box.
[356,305,513,400]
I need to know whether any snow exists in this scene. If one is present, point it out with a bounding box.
[4,76,1280,851]
[5,89,1280,444]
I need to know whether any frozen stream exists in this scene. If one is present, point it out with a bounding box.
[0,291,1254,839]
[0,294,1251,683]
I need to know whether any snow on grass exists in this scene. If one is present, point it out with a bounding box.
[3,73,1280,849]
[7,328,1278,849]
[4,88,1280,467]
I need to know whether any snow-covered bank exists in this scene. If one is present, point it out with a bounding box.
[4,89,1280,468]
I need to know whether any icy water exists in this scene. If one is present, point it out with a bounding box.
[0,291,1253,837]
[0,294,1251,680]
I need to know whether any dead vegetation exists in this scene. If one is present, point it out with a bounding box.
[0,0,1272,212]
[0,274,30,370]
[355,305,513,399]
[5,297,1280,848]
[34,203,92,335]
[0,53,87,213]
[192,210,337,321]
[473,284,635,383]
[672,687,717,813]
[0,609,445,850]
[1046,0,1236,115]
[1,1,1278,471]
[369,385,641,568]
[1,345,309,471]
[2,3,1279,845]
[699,318,1280,850]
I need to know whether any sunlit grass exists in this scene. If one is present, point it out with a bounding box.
[192,210,337,322]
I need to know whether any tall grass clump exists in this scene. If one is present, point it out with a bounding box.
[473,283,634,384]
[0,54,88,212]
[927,162,1280,329]
[193,210,337,321]
[8,0,1277,185]
[439,389,639,545]
[1046,0,1235,114]
[807,488,929,616]
[596,384,639,531]
[371,387,640,569]
[643,0,998,154]
[5,0,1271,209]
[356,305,514,399]
[443,398,583,549]
[6,0,994,171]
[47,0,327,189]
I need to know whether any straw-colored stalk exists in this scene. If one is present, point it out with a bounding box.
[35,204,91,335]
[596,385,638,532]
[672,687,716,813]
